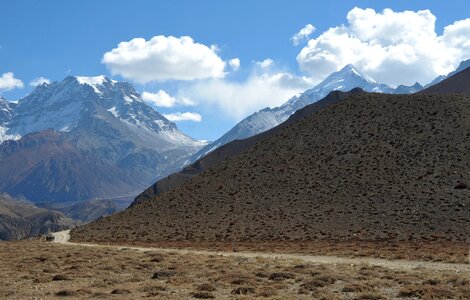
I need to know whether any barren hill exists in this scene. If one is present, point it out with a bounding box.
[72,91,470,245]
[133,88,364,205]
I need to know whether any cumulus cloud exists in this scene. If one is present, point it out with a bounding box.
[297,7,470,86]
[228,58,240,71]
[292,24,316,45]
[181,61,315,119]
[0,72,24,91]
[102,35,226,83]
[29,76,51,87]
[142,90,195,108]
[163,112,202,122]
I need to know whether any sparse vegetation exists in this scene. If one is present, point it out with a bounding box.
[1,239,469,299]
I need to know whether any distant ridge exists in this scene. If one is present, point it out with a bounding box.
[419,66,470,95]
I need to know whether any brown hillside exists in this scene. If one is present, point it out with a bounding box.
[72,93,470,244]
[133,88,365,205]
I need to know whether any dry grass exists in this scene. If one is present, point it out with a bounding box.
[1,239,469,299]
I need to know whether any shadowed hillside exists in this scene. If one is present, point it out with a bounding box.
[72,92,470,244]
[133,88,365,205]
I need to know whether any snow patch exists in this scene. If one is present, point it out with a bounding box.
[123,95,134,103]
[75,75,111,94]
[0,126,21,143]
[107,106,119,118]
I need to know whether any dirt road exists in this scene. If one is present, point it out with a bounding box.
[51,230,468,272]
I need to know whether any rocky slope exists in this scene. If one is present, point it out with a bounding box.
[72,88,470,244]
[0,76,206,204]
[133,88,365,205]
[0,194,78,240]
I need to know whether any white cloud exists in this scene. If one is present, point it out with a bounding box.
[181,63,315,120]
[0,72,24,91]
[142,90,195,108]
[102,35,226,83]
[256,58,274,69]
[296,7,470,86]
[228,58,240,71]
[292,24,316,45]
[163,112,202,122]
[29,76,51,87]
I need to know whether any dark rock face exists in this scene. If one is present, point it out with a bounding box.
[73,92,470,244]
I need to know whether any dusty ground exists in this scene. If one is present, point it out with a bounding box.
[1,239,469,299]
[71,239,469,264]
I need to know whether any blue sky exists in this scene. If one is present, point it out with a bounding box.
[1,0,470,140]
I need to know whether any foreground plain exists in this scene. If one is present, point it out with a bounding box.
[1,239,469,299]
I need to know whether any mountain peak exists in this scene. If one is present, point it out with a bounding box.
[337,64,376,83]
[341,63,359,72]
[74,75,115,85]
[71,75,117,94]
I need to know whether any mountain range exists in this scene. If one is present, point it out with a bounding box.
[0,76,206,208]
[0,62,467,229]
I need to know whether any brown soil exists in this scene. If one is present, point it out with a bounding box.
[1,239,469,299]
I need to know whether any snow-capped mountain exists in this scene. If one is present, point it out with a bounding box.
[0,76,206,204]
[8,76,202,148]
[189,64,418,163]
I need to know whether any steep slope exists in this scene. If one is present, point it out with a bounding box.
[189,65,419,163]
[419,66,470,95]
[0,194,78,240]
[134,88,365,205]
[0,76,206,204]
[72,92,470,244]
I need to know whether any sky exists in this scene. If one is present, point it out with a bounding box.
[1,0,470,140]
